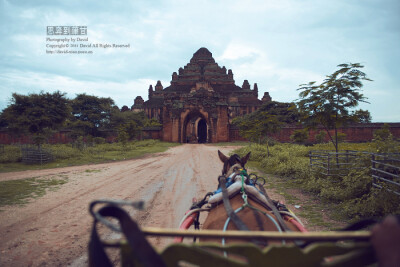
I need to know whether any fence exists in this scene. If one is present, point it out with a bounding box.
[21,147,54,164]
[371,153,400,196]
[309,150,368,176]
[310,150,400,195]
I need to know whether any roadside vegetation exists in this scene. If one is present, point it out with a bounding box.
[233,137,400,223]
[0,140,178,209]
[231,63,399,224]
[0,140,179,173]
[0,175,68,208]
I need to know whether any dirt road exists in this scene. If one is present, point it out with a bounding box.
[0,144,241,266]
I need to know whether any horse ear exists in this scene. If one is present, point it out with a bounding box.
[241,152,251,165]
[218,150,228,163]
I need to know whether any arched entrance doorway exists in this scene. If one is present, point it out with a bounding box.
[182,110,210,143]
[197,119,207,143]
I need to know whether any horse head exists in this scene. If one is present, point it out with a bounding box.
[218,150,251,177]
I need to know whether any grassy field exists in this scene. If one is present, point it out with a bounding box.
[0,140,179,173]
[246,161,344,230]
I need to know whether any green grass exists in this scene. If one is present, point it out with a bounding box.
[233,141,400,224]
[247,162,340,230]
[85,169,102,173]
[208,141,250,147]
[0,176,68,208]
[0,140,180,173]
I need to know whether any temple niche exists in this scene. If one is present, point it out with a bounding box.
[132,47,271,143]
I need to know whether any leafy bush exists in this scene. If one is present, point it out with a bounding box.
[315,131,327,144]
[290,129,309,144]
[234,143,268,162]
[337,132,347,142]
[93,137,105,144]
[234,141,400,221]
[319,169,372,202]
[372,124,400,153]
[339,188,400,221]
[47,144,80,160]
[0,145,21,163]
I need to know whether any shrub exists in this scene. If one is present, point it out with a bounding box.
[233,141,400,220]
[290,129,309,144]
[93,137,106,144]
[337,132,347,142]
[319,169,372,202]
[235,143,269,162]
[0,145,21,163]
[46,144,80,160]
[372,124,400,153]
[339,188,400,221]
[315,131,327,144]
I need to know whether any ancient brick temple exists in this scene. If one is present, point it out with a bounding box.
[132,47,271,143]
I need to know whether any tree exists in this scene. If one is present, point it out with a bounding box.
[233,101,300,155]
[233,111,281,156]
[296,63,371,152]
[352,109,372,123]
[70,94,116,137]
[0,91,70,145]
[144,118,162,127]
[121,105,130,112]
[108,110,146,140]
[256,101,300,124]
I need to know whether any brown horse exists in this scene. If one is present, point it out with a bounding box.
[200,150,305,245]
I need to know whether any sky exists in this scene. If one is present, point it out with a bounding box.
[0,0,399,122]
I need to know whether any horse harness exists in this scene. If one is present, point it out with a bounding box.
[190,169,294,242]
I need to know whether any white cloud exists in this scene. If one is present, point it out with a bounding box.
[217,42,323,101]
[218,44,264,61]
[1,0,399,121]
[19,8,38,19]
[0,71,160,110]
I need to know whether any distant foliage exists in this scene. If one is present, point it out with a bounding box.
[234,141,400,221]
[117,128,129,146]
[337,132,347,142]
[0,145,21,163]
[290,129,309,144]
[352,109,372,123]
[315,131,327,144]
[144,118,162,127]
[372,124,399,153]
[93,137,106,144]
[70,93,116,137]
[233,101,299,155]
[0,91,70,144]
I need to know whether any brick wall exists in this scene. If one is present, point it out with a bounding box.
[1,123,399,144]
[229,123,400,143]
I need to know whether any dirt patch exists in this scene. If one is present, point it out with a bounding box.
[0,145,236,266]
[0,144,344,266]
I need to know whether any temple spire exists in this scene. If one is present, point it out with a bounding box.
[148,85,153,98]
[155,80,163,91]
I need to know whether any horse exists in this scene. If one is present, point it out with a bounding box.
[194,150,306,245]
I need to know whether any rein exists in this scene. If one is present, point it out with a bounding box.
[220,169,292,235]
[219,175,250,231]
